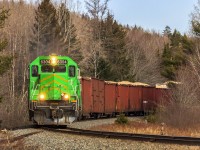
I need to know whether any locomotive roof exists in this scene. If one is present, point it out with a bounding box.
[29,55,79,67]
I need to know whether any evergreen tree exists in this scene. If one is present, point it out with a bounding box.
[161,43,176,79]
[30,0,59,56]
[170,29,182,47]
[101,12,129,80]
[191,0,200,37]
[182,34,194,54]
[0,8,12,76]
[161,30,192,80]
[163,26,172,37]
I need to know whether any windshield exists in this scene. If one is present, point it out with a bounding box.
[41,65,66,73]
[55,65,66,72]
[41,65,53,72]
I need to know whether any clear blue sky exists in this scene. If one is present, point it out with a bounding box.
[76,0,198,34]
[108,0,197,34]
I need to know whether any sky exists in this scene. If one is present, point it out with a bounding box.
[108,0,197,34]
[75,0,198,34]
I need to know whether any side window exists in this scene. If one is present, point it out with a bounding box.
[32,65,38,77]
[69,66,75,77]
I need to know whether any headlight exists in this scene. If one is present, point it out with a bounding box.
[51,57,57,65]
[61,93,69,100]
[64,94,69,99]
[39,94,45,100]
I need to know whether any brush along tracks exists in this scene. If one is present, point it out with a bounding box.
[42,126,200,146]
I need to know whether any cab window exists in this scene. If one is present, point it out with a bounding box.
[69,66,75,77]
[55,65,66,72]
[32,65,38,77]
[41,65,53,72]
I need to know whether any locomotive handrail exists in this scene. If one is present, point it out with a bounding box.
[31,82,40,99]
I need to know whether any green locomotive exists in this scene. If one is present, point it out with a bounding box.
[28,54,81,125]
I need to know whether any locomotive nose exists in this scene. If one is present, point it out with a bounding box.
[40,74,68,100]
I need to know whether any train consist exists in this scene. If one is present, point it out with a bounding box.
[81,78,169,118]
[28,55,169,125]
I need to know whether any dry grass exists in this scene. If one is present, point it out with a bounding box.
[158,105,200,129]
[89,120,200,137]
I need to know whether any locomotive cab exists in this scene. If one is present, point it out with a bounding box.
[28,55,81,125]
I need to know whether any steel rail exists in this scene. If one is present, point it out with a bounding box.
[42,126,200,146]
[0,131,42,144]
[1,124,200,146]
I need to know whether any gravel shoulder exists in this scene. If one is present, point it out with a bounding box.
[68,117,142,129]
[2,128,199,150]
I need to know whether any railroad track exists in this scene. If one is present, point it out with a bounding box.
[42,126,200,146]
[1,119,200,146]
[0,131,42,144]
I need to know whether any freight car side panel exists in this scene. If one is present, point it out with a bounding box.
[81,78,93,115]
[129,86,143,111]
[105,83,117,113]
[116,85,129,112]
[92,78,105,113]
[142,87,156,111]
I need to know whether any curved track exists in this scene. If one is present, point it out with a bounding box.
[0,131,41,144]
[2,119,200,146]
[42,126,200,146]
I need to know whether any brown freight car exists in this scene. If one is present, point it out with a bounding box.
[81,78,105,118]
[116,84,129,113]
[81,77,169,119]
[81,77,93,116]
[92,78,105,115]
[129,85,143,114]
[104,81,117,115]
[142,87,156,112]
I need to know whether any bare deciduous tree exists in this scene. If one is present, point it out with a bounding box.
[0,0,35,128]
[125,28,167,84]
[159,65,200,128]
[83,0,108,78]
